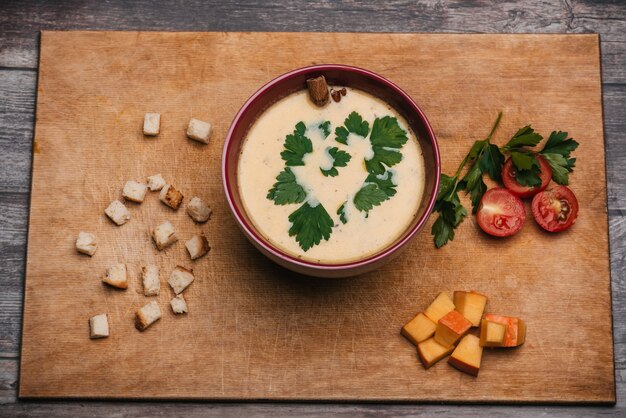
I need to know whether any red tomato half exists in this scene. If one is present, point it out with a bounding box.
[502,155,552,198]
[531,186,579,232]
[476,188,526,237]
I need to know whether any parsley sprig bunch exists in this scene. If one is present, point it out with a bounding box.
[431,112,579,248]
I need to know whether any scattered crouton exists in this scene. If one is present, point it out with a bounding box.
[159,184,184,210]
[89,313,109,339]
[102,263,128,289]
[168,266,194,294]
[76,231,97,256]
[104,200,131,226]
[185,235,210,260]
[142,264,160,296]
[186,118,212,144]
[135,300,162,331]
[151,221,178,250]
[186,196,212,223]
[147,173,166,191]
[170,294,188,314]
[122,180,148,203]
[143,113,160,136]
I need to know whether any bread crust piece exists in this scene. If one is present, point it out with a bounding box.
[186,196,212,223]
[143,113,161,136]
[135,300,162,331]
[89,313,109,338]
[186,118,212,143]
[147,173,166,191]
[168,265,194,294]
[141,264,160,296]
[102,263,128,289]
[170,294,188,314]
[122,180,148,203]
[185,235,211,260]
[104,200,131,225]
[76,231,97,256]
[159,184,184,210]
[151,221,177,250]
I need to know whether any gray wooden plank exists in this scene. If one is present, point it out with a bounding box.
[0,1,624,82]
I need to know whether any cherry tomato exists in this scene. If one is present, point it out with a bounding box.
[502,154,552,198]
[476,188,526,237]
[531,185,579,232]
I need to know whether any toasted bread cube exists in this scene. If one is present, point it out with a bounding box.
[435,310,472,348]
[159,184,184,210]
[483,314,527,347]
[185,235,210,260]
[424,292,455,323]
[186,118,212,144]
[89,313,109,339]
[454,291,488,327]
[417,337,454,369]
[151,221,177,250]
[143,113,160,136]
[147,173,166,191]
[186,196,212,223]
[168,266,194,294]
[122,180,148,203]
[102,263,128,289]
[76,231,97,256]
[170,294,188,314]
[449,334,483,376]
[135,300,161,331]
[104,200,131,226]
[402,313,437,346]
[141,264,160,296]
[480,319,507,347]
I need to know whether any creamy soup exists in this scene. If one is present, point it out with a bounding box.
[238,87,425,264]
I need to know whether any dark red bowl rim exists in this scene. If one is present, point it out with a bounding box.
[222,64,440,271]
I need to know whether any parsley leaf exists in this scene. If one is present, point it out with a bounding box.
[281,122,313,166]
[479,143,505,182]
[370,116,408,148]
[509,151,541,187]
[510,151,539,171]
[432,215,455,249]
[432,182,467,248]
[365,172,397,198]
[540,131,579,185]
[288,202,333,251]
[344,111,370,137]
[503,125,543,150]
[365,147,402,175]
[320,147,352,177]
[460,164,486,213]
[319,121,331,139]
[335,126,349,145]
[353,183,388,212]
[266,167,307,205]
[337,202,348,224]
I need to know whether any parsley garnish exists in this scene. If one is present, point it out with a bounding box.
[353,183,388,212]
[337,202,348,224]
[281,122,312,166]
[320,147,352,177]
[319,121,331,139]
[365,172,397,198]
[539,131,579,185]
[335,111,370,144]
[267,167,307,205]
[364,116,408,175]
[288,202,334,251]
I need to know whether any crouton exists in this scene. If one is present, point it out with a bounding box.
[102,263,128,289]
[151,221,177,250]
[159,184,184,210]
[89,313,109,339]
[76,231,97,256]
[135,300,162,331]
[147,173,166,191]
[185,235,210,260]
[122,180,148,203]
[170,294,188,314]
[143,113,160,136]
[186,196,212,223]
[142,264,160,296]
[168,266,194,294]
[186,118,212,144]
[104,200,131,226]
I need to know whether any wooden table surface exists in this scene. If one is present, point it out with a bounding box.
[0,1,624,416]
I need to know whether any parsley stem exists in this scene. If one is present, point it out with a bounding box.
[486,111,503,141]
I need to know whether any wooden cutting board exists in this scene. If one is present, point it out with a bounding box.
[20,31,613,403]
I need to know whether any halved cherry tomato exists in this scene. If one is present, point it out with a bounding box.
[531,185,579,232]
[476,188,526,237]
[502,154,552,198]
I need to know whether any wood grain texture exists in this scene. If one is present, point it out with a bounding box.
[17,31,612,403]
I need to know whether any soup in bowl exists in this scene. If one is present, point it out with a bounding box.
[222,65,440,278]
